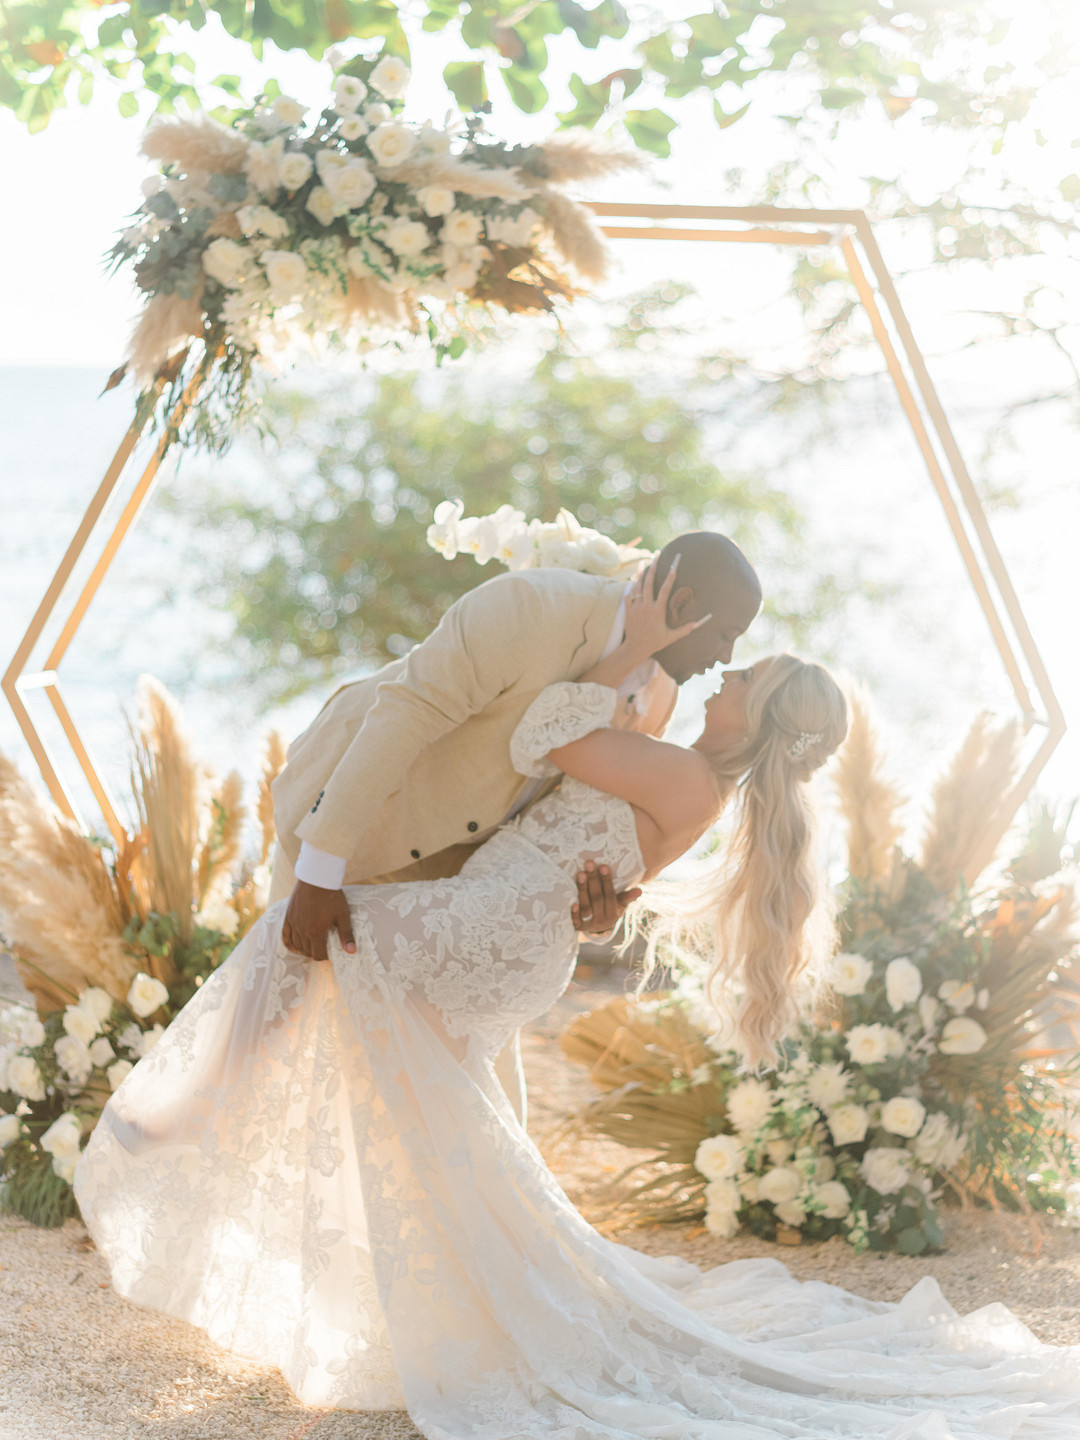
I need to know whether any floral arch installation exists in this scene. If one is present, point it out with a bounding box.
[2,202,1065,883]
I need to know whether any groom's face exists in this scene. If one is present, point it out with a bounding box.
[654,584,761,685]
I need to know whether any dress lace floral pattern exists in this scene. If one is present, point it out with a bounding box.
[75,685,1080,1437]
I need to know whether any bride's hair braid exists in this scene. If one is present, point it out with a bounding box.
[631,654,848,1068]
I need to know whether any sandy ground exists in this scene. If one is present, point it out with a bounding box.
[1,961,1078,1440]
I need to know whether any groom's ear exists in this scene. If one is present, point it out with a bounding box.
[666,585,698,624]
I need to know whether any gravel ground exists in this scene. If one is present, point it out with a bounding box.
[1,963,1078,1440]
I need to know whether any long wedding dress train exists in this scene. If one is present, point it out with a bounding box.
[75,686,1080,1439]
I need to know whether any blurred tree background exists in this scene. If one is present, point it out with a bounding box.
[172,283,868,702]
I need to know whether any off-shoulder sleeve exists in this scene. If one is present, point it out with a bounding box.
[509,682,618,778]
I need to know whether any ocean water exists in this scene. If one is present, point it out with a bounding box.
[1,362,1076,861]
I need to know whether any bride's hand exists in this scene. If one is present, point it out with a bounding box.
[623,555,711,659]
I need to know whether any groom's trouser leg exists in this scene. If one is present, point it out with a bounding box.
[268,842,297,906]
[495,1029,526,1129]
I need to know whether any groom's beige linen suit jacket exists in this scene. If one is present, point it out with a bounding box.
[272,567,658,886]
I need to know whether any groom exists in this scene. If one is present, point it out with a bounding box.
[270,529,761,1109]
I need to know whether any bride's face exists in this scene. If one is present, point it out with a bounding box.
[695,660,770,753]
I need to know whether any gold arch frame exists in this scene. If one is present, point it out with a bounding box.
[3,204,1066,881]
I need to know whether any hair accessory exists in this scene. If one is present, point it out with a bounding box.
[788,731,823,761]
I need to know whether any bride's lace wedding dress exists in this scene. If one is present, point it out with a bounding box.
[76,684,1079,1439]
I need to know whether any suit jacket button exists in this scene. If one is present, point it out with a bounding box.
[310,789,324,815]
[411,849,420,859]
[467,821,478,833]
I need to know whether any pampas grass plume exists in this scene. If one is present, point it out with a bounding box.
[141,113,251,176]
[536,130,646,184]
[832,683,905,883]
[535,190,610,282]
[920,713,1021,893]
[128,291,203,386]
[258,731,286,865]
[196,770,245,905]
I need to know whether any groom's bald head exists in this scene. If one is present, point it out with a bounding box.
[651,531,762,683]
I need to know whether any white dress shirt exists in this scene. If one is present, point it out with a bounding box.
[294,585,657,890]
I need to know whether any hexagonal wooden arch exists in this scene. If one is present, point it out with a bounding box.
[2,204,1066,883]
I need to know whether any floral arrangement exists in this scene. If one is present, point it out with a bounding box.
[427,501,652,579]
[112,51,640,448]
[0,676,284,1226]
[560,693,1080,1253]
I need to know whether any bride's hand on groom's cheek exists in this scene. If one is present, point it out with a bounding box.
[283,880,357,962]
[571,861,641,939]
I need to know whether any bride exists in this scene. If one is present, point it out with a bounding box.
[75,569,1079,1438]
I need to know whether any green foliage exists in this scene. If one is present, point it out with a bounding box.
[170,283,847,703]
[0,0,1053,176]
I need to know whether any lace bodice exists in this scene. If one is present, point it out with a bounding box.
[494,680,644,893]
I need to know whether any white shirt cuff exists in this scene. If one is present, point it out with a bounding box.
[295,842,348,890]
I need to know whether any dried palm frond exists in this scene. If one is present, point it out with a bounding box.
[128,290,204,386]
[0,751,138,1011]
[205,210,242,240]
[533,189,610,282]
[920,713,1021,893]
[258,731,286,865]
[141,113,251,176]
[129,676,203,946]
[341,275,412,328]
[195,770,245,906]
[832,683,905,883]
[534,130,646,185]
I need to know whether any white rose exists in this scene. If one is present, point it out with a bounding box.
[340,115,369,142]
[938,1016,987,1055]
[885,957,923,1012]
[107,1058,134,1091]
[883,1026,906,1059]
[726,1077,775,1134]
[0,1113,22,1147]
[694,1134,743,1182]
[441,210,484,249]
[19,1015,45,1048]
[333,75,368,114]
[369,55,411,99]
[41,1112,82,1162]
[416,185,456,218]
[939,979,976,1013]
[806,1061,851,1111]
[88,1037,115,1068]
[126,972,170,1020]
[578,535,623,575]
[827,1103,869,1146]
[918,995,940,1030]
[315,149,348,184]
[271,95,307,129]
[367,122,416,168]
[278,151,314,191]
[383,218,431,258]
[244,136,285,198]
[6,1054,45,1101]
[441,252,482,291]
[912,1111,966,1170]
[811,1153,836,1182]
[485,207,540,247]
[765,1138,794,1165]
[774,1198,806,1228]
[137,1024,165,1057]
[53,1152,78,1183]
[54,1035,92,1084]
[364,101,393,125]
[326,159,377,210]
[860,1146,913,1196]
[195,890,240,936]
[880,1094,927,1138]
[202,237,249,289]
[704,1205,739,1237]
[703,1177,741,1214]
[116,1022,144,1056]
[261,249,309,304]
[812,1180,852,1218]
[306,186,336,227]
[78,987,114,1025]
[831,952,873,996]
[757,1165,801,1205]
[844,1023,890,1065]
[63,1004,99,1046]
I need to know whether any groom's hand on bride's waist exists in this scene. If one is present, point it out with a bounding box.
[282,880,357,962]
[571,862,641,940]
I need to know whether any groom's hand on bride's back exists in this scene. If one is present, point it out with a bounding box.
[282,881,357,962]
[571,862,641,939]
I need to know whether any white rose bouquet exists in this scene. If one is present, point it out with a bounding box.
[111,51,640,450]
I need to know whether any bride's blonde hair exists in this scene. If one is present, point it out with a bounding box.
[633,654,849,1068]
